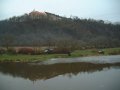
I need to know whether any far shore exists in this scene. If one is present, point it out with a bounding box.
[0,48,120,63]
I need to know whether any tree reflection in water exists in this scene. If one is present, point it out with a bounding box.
[0,62,120,81]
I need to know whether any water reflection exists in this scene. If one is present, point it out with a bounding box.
[0,62,120,81]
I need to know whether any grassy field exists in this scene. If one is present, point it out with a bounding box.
[72,48,120,57]
[0,48,120,62]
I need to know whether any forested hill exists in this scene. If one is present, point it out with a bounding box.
[0,10,120,48]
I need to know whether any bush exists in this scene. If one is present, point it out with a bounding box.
[53,48,71,56]
[7,48,17,54]
[33,48,43,55]
[18,48,35,55]
[0,48,6,54]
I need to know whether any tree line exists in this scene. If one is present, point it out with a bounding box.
[0,11,120,50]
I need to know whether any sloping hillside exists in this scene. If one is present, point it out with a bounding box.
[0,10,120,48]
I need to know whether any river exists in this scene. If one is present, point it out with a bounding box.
[0,55,120,90]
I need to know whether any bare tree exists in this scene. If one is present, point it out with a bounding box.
[2,34,15,50]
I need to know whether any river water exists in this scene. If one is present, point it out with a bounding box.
[0,55,120,90]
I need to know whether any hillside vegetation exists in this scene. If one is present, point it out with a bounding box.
[0,10,120,49]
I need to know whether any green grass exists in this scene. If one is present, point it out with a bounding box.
[71,49,98,57]
[104,48,120,55]
[72,48,120,57]
[0,47,120,62]
[0,54,69,62]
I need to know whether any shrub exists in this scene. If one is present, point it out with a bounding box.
[33,48,43,55]
[18,48,35,55]
[53,48,71,56]
[7,48,17,54]
[0,48,6,54]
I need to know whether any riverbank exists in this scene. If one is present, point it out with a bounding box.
[0,48,120,62]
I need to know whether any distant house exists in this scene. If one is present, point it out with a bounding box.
[29,10,47,19]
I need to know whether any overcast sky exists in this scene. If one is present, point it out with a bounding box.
[0,0,120,22]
